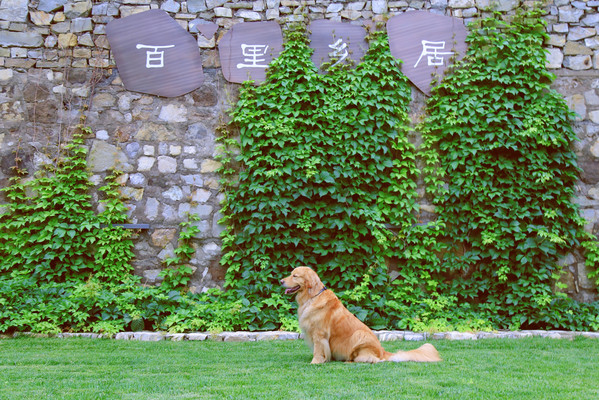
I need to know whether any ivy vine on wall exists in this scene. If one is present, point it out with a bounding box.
[0,127,134,286]
[421,7,599,329]
[220,8,599,331]
[218,22,427,329]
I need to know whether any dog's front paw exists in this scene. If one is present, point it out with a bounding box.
[310,357,326,364]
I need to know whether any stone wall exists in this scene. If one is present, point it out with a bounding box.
[0,0,597,300]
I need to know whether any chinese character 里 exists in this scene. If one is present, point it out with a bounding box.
[236,44,270,69]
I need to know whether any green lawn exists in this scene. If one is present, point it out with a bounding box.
[0,337,597,399]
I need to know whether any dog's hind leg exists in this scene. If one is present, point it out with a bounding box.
[352,353,383,363]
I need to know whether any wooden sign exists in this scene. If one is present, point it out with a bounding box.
[218,21,284,84]
[387,11,467,95]
[106,9,204,97]
[308,20,368,73]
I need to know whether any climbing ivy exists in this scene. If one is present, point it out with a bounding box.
[0,126,133,286]
[220,9,599,332]
[421,7,599,330]
[220,25,424,329]
[159,212,202,291]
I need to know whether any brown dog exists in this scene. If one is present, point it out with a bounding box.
[281,266,441,364]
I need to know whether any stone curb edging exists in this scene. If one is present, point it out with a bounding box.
[4,330,599,342]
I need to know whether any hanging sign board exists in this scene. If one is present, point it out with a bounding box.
[387,11,467,95]
[308,20,368,73]
[106,9,204,97]
[218,21,284,84]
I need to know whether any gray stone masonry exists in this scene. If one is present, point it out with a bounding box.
[0,0,597,300]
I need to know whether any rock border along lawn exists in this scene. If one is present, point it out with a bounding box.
[4,330,599,342]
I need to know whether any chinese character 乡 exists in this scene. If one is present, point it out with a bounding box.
[237,44,270,69]
[136,44,175,69]
[328,38,349,68]
[414,40,454,68]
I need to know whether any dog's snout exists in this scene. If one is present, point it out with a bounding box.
[280,279,285,285]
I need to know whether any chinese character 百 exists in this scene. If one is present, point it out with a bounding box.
[328,38,349,68]
[236,44,270,69]
[414,40,454,68]
[135,44,176,69]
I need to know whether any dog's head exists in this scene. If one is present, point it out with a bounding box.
[280,266,324,299]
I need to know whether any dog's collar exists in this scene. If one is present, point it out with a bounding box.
[314,286,327,298]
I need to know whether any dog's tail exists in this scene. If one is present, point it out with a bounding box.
[384,343,441,362]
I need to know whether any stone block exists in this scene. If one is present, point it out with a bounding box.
[563,55,592,70]
[183,159,198,169]
[145,198,160,220]
[159,104,187,123]
[326,3,343,13]
[120,5,151,18]
[372,0,388,13]
[236,10,261,20]
[161,0,181,13]
[214,7,232,17]
[71,17,93,33]
[151,228,177,247]
[64,0,92,18]
[494,0,518,11]
[563,41,593,55]
[30,10,53,26]
[182,174,204,186]
[256,331,300,340]
[158,243,175,260]
[547,34,566,47]
[136,122,178,141]
[577,263,597,290]
[567,27,596,41]
[188,0,208,13]
[0,0,28,22]
[186,333,208,340]
[0,31,43,47]
[38,0,67,12]
[192,188,211,202]
[57,33,77,48]
[137,156,156,171]
[449,0,475,8]
[164,186,184,202]
[207,0,227,8]
[88,140,128,172]
[0,68,13,81]
[166,333,186,341]
[565,94,586,121]
[158,156,177,173]
[201,159,222,173]
[559,6,584,23]
[546,47,563,68]
[132,332,165,341]
[589,110,599,124]
[404,331,427,341]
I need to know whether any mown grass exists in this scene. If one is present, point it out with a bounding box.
[0,337,597,399]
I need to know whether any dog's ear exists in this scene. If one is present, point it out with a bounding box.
[306,268,323,297]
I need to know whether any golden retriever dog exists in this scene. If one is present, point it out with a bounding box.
[281,266,441,364]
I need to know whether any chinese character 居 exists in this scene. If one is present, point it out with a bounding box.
[414,40,454,68]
